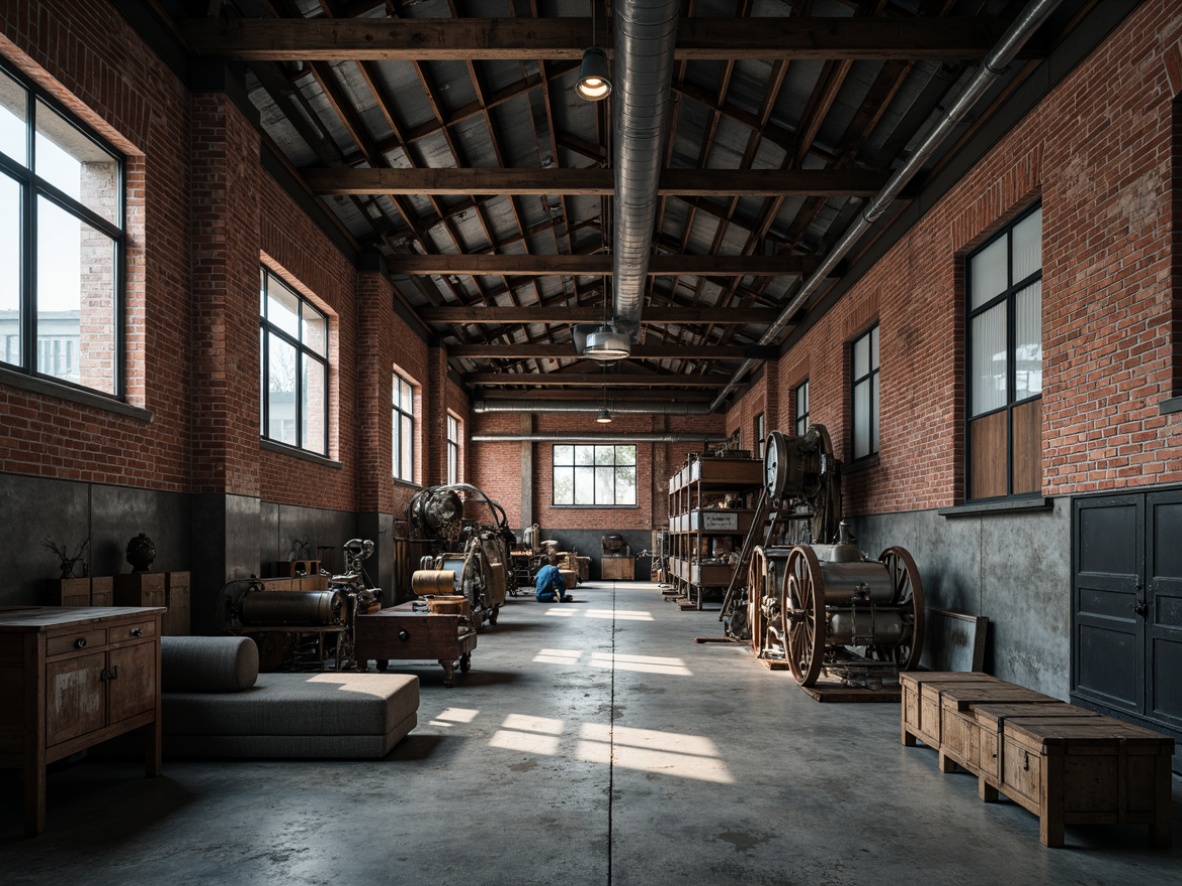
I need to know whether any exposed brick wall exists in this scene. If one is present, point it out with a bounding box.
[733,0,1182,515]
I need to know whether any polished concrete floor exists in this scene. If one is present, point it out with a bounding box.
[2,581,1180,885]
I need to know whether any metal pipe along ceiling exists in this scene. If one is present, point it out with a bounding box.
[611,0,680,342]
[473,399,714,415]
[708,0,1066,412]
[471,433,728,443]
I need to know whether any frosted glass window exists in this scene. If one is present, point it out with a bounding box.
[392,373,416,481]
[853,333,869,378]
[1014,281,1042,399]
[971,304,1007,416]
[268,338,297,446]
[853,380,871,459]
[266,278,300,338]
[795,380,809,437]
[970,236,1007,309]
[0,69,26,165]
[1011,207,1042,283]
[850,324,879,460]
[552,445,636,505]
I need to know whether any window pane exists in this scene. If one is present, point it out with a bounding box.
[595,445,616,466]
[401,415,414,479]
[616,445,636,465]
[970,236,1007,309]
[0,174,20,366]
[574,465,594,502]
[575,446,595,466]
[1014,280,1043,399]
[302,354,326,455]
[266,275,300,338]
[853,380,870,459]
[595,467,615,503]
[38,197,116,393]
[870,325,879,370]
[259,326,265,433]
[971,303,1007,416]
[853,333,869,378]
[35,100,118,224]
[553,467,574,504]
[267,334,297,445]
[1011,208,1042,283]
[616,465,637,505]
[0,69,27,166]
[392,409,401,476]
[871,371,880,454]
[554,445,573,466]
[302,301,326,356]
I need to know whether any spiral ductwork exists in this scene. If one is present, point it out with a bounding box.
[610,0,680,342]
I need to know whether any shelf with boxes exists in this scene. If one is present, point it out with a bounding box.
[666,451,763,610]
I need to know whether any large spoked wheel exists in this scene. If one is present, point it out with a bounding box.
[878,546,925,672]
[783,545,826,686]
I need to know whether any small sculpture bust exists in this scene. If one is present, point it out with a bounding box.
[126,533,157,573]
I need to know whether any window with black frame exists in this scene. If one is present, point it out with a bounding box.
[794,380,810,437]
[392,372,415,482]
[259,268,329,456]
[850,326,879,460]
[552,444,637,506]
[966,205,1042,500]
[754,412,765,460]
[447,414,460,484]
[0,62,124,396]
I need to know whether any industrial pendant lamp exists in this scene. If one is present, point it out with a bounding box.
[576,2,611,101]
[596,385,612,424]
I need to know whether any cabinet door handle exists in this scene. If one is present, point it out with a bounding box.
[74,637,87,649]
[130,628,143,637]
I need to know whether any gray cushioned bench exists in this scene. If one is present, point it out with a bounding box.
[157,636,419,759]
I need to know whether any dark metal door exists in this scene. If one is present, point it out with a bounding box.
[1072,494,1143,714]
[1146,490,1182,730]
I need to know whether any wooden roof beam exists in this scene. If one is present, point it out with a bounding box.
[420,305,777,324]
[466,372,729,387]
[449,343,778,360]
[395,254,818,276]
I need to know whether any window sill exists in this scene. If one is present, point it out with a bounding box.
[1160,396,1182,416]
[938,497,1053,518]
[0,366,151,422]
[392,477,422,491]
[260,438,342,468]
[843,454,880,474]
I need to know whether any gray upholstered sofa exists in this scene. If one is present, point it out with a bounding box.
[156,636,419,759]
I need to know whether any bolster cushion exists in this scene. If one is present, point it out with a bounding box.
[162,636,259,692]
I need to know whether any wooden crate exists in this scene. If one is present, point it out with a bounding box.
[972,703,1101,789]
[90,576,113,607]
[163,571,190,636]
[601,558,634,581]
[45,577,91,606]
[937,684,1058,776]
[113,572,166,608]
[982,715,1174,848]
[899,671,999,749]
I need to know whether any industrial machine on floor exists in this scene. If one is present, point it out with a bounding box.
[406,483,513,629]
[720,425,924,688]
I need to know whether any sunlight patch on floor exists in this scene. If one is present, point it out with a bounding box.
[589,651,692,676]
[533,647,582,665]
[577,724,733,783]
[429,707,481,728]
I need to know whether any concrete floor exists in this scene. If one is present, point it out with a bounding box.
[2,581,1180,885]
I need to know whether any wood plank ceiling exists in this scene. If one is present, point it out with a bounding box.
[160,0,1087,409]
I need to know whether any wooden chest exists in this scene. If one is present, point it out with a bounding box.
[971,703,1100,788]
[981,716,1174,848]
[600,557,635,581]
[936,685,1057,776]
[899,671,999,749]
[355,602,477,687]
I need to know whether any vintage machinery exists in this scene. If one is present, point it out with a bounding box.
[215,537,381,671]
[406,483,513,628]
[722,425,924,688]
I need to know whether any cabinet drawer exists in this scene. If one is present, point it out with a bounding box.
[109,619,157,645]
[46,628,107,658]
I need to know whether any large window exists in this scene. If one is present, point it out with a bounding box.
[392,372,415,482]
[851,326,879,460]
[553,445,637,506]
[447,414,460,484]
[259,268,328,456]
[794,380,810,437]
[754,412,766,460]
[967,205,1042,499]
[0,62,124,396]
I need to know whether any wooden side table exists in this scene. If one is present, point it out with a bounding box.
[0,606,164,836]
[355,602,476,687]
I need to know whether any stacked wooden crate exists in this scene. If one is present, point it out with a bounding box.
[901,671,1174,848]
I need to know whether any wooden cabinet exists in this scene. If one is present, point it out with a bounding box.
[666,453,762,609]
[0,607,164,836]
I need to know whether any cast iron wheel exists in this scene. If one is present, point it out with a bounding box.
[783,545,826,686]
[878,546,925,672]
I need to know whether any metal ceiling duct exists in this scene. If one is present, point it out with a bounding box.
[610,0,679,342]
[708,0,1066,412]
[472,433,728,443]
[473,399,714,416]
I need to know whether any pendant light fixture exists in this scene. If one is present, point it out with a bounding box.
[576,1,612,101]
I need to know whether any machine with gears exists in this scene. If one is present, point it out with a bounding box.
[721,425,924,689]
[405,483,514,629]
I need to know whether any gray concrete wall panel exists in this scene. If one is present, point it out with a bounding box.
[90,484,190,576]
[0,473,89,605]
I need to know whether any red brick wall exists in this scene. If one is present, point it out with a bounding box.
[733,0,1182,515]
